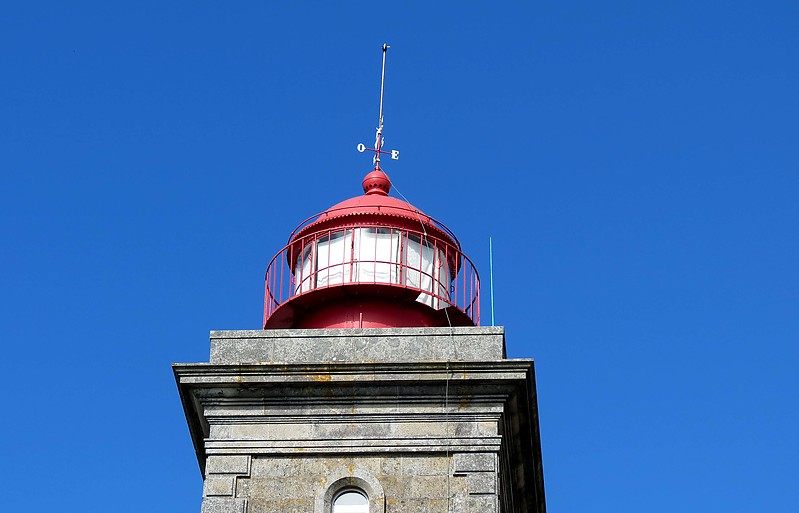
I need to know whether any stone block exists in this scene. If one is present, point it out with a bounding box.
[251,457,299,478]
[247,498,311,513]
[206,455,250,476]
[400,456,448,476]
[447,474,470,496]
[204,475,235,497]
[380,476,448,499]
[380,457,401,475]
[245,477,322,500]
[200,497,246,513]
[466,472,496,494]
[386,498,448,513]
[466,495,497,512]
[452,453,495,473]
[447,492,468,513]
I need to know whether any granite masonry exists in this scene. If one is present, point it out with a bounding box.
[174,327,546,513]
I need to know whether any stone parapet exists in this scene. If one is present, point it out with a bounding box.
[208,326,506,364]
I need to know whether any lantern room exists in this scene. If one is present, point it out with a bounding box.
[263,169,480,329]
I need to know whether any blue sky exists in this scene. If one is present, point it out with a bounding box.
[1,2,797,512]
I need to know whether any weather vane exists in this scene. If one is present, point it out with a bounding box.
[357,43,400,170]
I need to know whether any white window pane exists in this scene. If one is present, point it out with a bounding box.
[406,238,450,309]
[333,490,368,513]
[317,230,352,287]
[353,228,399,284]
[295,245,314,293]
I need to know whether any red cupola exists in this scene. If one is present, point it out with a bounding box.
[262,169,480,329]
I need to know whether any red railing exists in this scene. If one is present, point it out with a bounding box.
[263,225,480,326]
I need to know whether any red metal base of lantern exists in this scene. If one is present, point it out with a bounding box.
[263,283,474,329]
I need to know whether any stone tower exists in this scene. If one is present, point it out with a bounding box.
[174,47,545,513]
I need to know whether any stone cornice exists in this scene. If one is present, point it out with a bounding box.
[174,360,534,390]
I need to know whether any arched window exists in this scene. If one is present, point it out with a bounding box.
[332,489,369,513]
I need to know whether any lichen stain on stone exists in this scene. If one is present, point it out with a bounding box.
[276,498,309,510]
[310,373,332,382]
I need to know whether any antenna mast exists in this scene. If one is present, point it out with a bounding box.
[374,43,389,169]
[358,43,400,171]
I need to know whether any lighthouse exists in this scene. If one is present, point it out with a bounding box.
[174,46,546,513]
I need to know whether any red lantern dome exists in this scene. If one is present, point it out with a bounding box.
[262,169,480,329]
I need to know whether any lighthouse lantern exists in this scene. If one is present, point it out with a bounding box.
[263,170,479,329]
